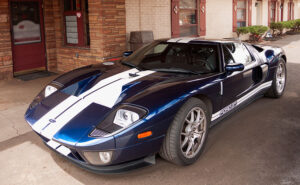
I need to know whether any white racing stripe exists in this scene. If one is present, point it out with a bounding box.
[47,140,72,156]
[47,140,61,149]
[167,37,198,43]
[211,81,272,121]
[56,145,71,156]
[32,95,79,133]
[38,69,155,140]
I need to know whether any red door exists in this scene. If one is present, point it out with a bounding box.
[10,0,46,73]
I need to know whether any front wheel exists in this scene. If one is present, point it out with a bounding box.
[265,58,287,98]
[159,98,210,166]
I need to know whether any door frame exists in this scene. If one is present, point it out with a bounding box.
[9,0,48,76]
[255,1,262,25]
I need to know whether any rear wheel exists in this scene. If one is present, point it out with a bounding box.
[265,59,287,98]
[159,98,210,165]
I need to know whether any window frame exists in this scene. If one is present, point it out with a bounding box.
[236,0,247,28]
[171,0,206,37]
[63,0,89,48]
[288,0,294,21]
[270,1,276,22]
[233,0,252,32]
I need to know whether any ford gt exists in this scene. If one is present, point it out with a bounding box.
[25,38,287,173]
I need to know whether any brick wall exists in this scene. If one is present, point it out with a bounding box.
[0,0,13,80]
[52,0,126,72]
[44,0,57,71]
[125,0,171,50]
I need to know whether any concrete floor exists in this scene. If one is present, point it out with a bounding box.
[0,35,299,185]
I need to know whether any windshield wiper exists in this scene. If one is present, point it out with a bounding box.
[151,68,199,75]
[121,61,136,68]
[121,61,144,71]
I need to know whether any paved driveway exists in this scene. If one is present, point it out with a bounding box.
[0,35,299,185]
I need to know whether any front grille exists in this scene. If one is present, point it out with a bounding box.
[70,149,85,162]
[90,129,109,137]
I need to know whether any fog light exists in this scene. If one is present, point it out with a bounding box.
[99,152,112,164]
[83,151,113,165]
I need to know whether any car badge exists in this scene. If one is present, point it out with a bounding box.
[49,119,56,123]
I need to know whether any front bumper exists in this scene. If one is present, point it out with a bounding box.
[44,141,156,174]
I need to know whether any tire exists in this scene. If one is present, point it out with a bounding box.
[265,58,287,98]
[159,98,210,166]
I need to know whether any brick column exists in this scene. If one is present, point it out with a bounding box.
[44,0,58,71]
[0,0,13,80]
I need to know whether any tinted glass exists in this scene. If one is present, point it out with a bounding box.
[190,44,219,73]
[122,42,219,74]
[223,46,235,64]
[224,43,252,64]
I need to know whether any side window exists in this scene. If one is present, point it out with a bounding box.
[190,44,219,73]
[244,44,259,61]
[223,46,235,65]
[224,43,252,64]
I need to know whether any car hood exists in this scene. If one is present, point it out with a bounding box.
[25,62,189,146]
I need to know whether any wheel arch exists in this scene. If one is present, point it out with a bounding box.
[281,55,287,63]
[192,94,213,118]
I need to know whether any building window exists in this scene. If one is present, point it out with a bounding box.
[179,0,198,36]
[270,1,276,22]
[280,2,284,22]
[63,0,90,47]
[237,0,247,28]
[171,0,206,37]
[288,1,294,20]
[233,0,252,32]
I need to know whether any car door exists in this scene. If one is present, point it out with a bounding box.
[221,42,257,107]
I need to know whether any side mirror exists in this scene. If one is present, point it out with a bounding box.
[265,50,275,61]
[225,63,245,73]
[123,51,133,57]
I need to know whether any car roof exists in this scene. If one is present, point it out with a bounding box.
[165,37,241,44]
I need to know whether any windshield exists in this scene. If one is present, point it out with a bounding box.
[122,41,220,74]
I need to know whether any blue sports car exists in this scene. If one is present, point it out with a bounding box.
[25,38,287,173]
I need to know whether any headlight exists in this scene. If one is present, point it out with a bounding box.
[28,83,62,109]
[113,109,140,128]
[90,105,147,137]
[45,85,58,97]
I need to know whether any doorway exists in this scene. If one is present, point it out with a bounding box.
[10,0,46,75]
[255,1,262,25]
